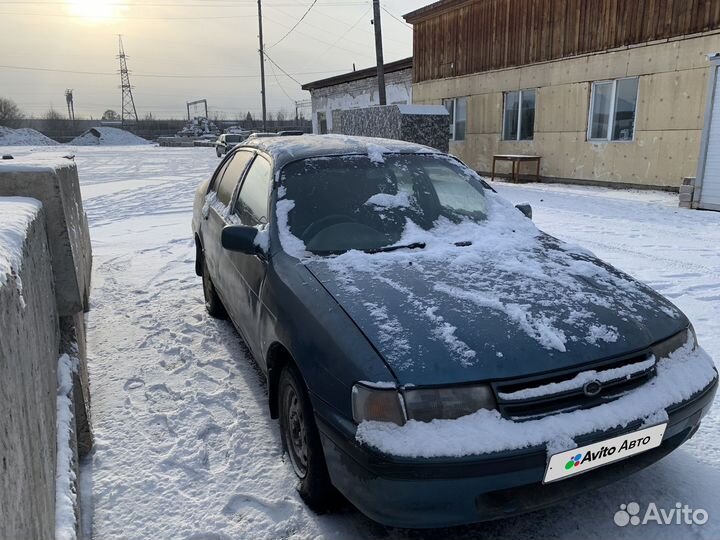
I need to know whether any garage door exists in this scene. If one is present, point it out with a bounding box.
[699,62,720,210]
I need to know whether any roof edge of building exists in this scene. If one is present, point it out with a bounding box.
[404,0,475,24]
[301,57,413,91]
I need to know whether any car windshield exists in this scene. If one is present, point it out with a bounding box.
[279,154,488,254]
[226,135,243,142]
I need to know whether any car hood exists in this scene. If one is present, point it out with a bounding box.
[304,234,687,386]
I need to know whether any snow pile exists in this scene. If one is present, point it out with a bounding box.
[69,127,149,146]
[0,126,58,146]
[56,352,78,540]
[0,197,42,291]
[356,339,717,458]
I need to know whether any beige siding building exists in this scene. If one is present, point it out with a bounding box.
[405,0,720,190]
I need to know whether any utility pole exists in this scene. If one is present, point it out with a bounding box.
[372,0,386,105]
[65,89,75,126]
[117,35,139,124]
[257,0,268,131]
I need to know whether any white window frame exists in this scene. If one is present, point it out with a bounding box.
[443,97,467,141]
[587,77,640,143]
[502,89,536,141]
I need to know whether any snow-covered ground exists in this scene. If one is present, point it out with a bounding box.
[4,144,720,539]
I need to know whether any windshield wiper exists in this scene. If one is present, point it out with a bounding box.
[364,242,426,254]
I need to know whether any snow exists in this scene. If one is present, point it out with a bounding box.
[396,104,450,116]
[56,352,78,540]
[367,142,389,163]
[290,174,664,359]
[69,127,150,146]
[364,191,411,208]
[497,357,656,400]
[3,143,719,539]
[0,197,41,293]
[0,126,58,146]
[358,340,716,458]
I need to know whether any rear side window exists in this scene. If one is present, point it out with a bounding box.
[235,156,272,226]
[215,151,254,205]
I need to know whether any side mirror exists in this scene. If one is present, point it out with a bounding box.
[515,203,533,219]
[221,225,260,254]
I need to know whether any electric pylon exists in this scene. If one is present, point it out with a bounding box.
[117,35,139,124]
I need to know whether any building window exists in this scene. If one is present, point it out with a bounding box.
[503,89,535,141]
[588,77,639,142]
[443,97,467,141]
[317,111,328,134]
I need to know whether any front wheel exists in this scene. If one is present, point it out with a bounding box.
[216,147,223,157]
[279,365,335,511]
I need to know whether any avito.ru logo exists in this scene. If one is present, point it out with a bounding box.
[614,501,709,526]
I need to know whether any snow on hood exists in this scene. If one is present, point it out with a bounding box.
[279,186,686,382]
[356,339,717,458]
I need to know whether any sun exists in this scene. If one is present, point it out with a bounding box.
[66,0,119,21]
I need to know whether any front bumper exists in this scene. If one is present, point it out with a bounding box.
[316,375,718,529]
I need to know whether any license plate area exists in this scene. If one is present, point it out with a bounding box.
[543,423,667,483]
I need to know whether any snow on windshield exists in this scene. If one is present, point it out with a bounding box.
[275,161,680,360]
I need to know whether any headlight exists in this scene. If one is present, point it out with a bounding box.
[352,383,406,425]
[403,385,497,422]
[652,325,695,360]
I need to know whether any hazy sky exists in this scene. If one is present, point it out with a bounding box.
[0,0,431,120]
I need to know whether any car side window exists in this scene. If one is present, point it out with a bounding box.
[216,151,254,205]
[235,156,272,226]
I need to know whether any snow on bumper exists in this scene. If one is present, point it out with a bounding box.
[356,342,717,459]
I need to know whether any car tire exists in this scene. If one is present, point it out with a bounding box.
[279,365,335,512]
[202,258,227,319]
[216,147,223,158]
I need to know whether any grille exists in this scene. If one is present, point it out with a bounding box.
[492,352,657,421]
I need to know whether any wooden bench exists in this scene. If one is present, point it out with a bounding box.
[491,154,541,183]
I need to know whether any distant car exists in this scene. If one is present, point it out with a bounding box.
[215,133,246,157]
[192,135,717,528]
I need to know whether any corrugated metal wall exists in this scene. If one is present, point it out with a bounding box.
[411,0,720,82]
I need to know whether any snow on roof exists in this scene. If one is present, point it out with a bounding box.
[69,126,150,146]
[0,196,42,289]
[241,134,439,168]
[0,126,58,146]
[396,104,449,116]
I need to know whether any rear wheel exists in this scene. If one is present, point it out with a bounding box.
[202,258,227,319]
[216,147,223,158]
[279,365,334,511]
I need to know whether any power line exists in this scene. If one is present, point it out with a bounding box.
[267,0,318,49]
[0,64,350,79]
[380,5,411,29]
[320,6,370,55]
[0,10,257,20]
[267,59,297,105]
[262,52,302,86]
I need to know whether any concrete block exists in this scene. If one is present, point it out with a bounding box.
[0,157,92,315]
[0,201,58,540]
[679,184,695,194]
[679,192,693,202]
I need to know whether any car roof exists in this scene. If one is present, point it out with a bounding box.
[236,134,441,169]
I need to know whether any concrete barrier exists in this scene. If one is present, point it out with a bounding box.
[0,157,93,540]
[0,199,59,540]
[0,158,92,315]
[331,104,451,152]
